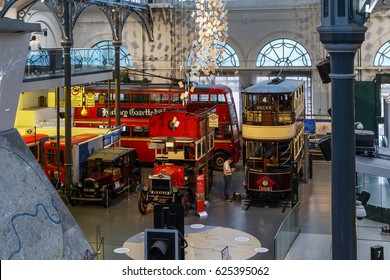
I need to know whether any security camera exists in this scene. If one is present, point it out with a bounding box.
[355,122,364,130]
[356,201,367,220]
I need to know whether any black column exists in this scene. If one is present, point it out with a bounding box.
[61,0,73,188]
[318,0,368,260]
[113,40,121,127]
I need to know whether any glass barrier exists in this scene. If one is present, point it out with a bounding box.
[356,172,390,258]
[273,201,301,260]
[356,172,390,224]
[24,48,113,81]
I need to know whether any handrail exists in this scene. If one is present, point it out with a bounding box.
[24,48,113,81]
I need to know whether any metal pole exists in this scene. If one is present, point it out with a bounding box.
[114,41,121,127]
[61,0,73,189]
[318,0,367,260]
[108,80,111,127]
[56,87,61,173]
[205,115,209,200]
[303,132,309,183]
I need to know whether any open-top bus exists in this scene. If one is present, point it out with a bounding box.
[73,83,241,170]
[137,103,215,216]
[242,78,305,204]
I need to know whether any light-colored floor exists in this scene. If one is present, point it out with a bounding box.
[68,160,390,260]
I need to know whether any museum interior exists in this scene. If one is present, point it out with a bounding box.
[1,0,390,261]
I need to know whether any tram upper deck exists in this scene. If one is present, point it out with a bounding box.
[242,78,305,141]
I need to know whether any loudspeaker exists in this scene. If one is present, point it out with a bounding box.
[316,57,331,84]
[318,135,331,161]
[144,228,179,260]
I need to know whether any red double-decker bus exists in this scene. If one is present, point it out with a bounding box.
[73,83,241,170]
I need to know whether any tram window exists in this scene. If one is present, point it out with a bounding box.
[218,94,225,103]
[151,94,168,104]
[210,94,218,102]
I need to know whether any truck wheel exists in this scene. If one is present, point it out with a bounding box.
[212,152,227,171]
[138,191,148,214]
[69,198,79,206]
[181,193,190,216]
[102,193,112,208]
[69,190,79,206]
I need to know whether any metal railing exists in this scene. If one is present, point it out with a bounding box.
[24,48,113,81]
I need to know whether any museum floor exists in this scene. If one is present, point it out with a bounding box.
[68,160,390,260]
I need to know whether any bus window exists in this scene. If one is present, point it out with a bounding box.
[229,104,238,123]
[215,126,223,139]
[122,125,130,136]
[224,125,232,140]
[171,94,181,104]
[132,126,149,137]
[218,94,227,103]
[46,150,55,166]
[151,94,169,104]
[189,93,198,101]
[132,94,149,104]
[210,94,218,102]
[120,94,131,104]
[199,94,208,102]
[232,124,239,141]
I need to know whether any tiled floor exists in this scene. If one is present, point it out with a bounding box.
[68,160,390,260]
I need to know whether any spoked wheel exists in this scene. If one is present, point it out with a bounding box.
[138,191,148,214]
[181,192,190,216]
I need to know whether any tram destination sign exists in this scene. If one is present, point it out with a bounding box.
[97,108,167,118]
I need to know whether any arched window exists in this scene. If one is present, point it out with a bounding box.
[91,41,133,67]
[374,41,390,66]
[256,38,312,67]
[255,38,312,115]
[187,42,240,67]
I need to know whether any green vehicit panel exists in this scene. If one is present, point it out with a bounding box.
[354,80,381,138]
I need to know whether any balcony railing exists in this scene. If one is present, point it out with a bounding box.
[24,48,113,81]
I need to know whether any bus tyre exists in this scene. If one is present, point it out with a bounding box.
[212,152,227,171]
[181,192,190,216]
[138,191,148,214]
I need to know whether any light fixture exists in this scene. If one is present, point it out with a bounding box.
[189,0,229,81]
[356,201,367,220]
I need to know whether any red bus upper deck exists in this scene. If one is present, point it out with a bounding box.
[73,83,241,169]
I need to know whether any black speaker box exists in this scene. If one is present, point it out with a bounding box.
[318,135,331,161]
[316,58,331,84]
